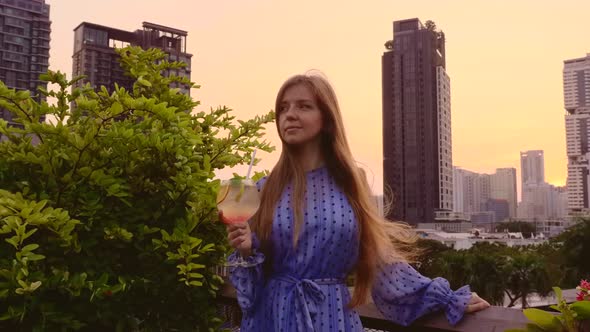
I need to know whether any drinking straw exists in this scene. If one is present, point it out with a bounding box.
[246,149,257,179]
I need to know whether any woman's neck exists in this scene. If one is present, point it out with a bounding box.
[292,141,324,172]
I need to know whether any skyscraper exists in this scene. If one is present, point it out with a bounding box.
[520,150,545,187]
[452,167,465,213]
[0,0,51,126]
[517,150,567,220]
[564,54,590,214]
[490,168,517,218]
[453,167,489,214]
[382,18,452,224]
[72,22,192,95]
[564,54,590,111]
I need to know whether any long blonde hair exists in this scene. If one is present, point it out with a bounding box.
[251,73,417,307]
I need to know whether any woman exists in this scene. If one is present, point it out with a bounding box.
[223,73,490,331]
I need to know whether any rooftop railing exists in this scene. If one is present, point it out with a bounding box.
[218,282,529,332]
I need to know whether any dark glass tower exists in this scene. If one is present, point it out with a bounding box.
[382,18,452,224]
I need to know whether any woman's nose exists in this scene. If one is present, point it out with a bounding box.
[284,105,298,119]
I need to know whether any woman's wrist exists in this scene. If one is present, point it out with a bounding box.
[239,248,252,258]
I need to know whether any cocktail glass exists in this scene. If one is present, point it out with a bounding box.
[217,178,260,267]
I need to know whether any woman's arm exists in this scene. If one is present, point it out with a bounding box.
[371,262,488,326]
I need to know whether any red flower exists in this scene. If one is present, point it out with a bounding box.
[578,292,586,301]
[103,290,113,297]
[581,279,590,290]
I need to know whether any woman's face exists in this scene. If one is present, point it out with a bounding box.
[277,84,324,147]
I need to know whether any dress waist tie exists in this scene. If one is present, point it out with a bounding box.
[273,274,345,332]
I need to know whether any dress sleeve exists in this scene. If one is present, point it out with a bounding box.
[228,233,265,312]
[371,262,472,326]
[227,176,268,312]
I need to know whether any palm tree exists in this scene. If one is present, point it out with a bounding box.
[504,252,552,308]
[467,248,508,305]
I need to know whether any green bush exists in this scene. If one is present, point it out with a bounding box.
[0,46,274,331]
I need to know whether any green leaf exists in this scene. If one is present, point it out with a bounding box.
[137,77,152,87]
[570,301,590,319]
[79,167,92,177]
[110,101,123,115]
[553,287,563,302]
[27,254,46,261]
[29,281,41,292]
[187,263,205,270]
[524,323,550,332]
[201,243,214,251]
[5,236,19,249]
[21,243,39,252]
[22,228,37,241]
[189,280,203,286]
[523,309,562,331]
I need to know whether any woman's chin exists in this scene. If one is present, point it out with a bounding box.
[282,137,303,145]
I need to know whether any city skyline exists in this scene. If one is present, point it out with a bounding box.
[43,0,590,196]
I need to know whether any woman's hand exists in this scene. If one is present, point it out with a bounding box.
[465,292,491,313]
[220,211,253,257]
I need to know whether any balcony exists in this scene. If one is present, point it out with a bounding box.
[218,282,529,331]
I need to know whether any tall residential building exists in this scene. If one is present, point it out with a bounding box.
[453,168,489,214]
[518,182,568,220]
[520,150,545,186]
[554,186,569,218]
[564,54,590,111]
[454,167,517,222]
[72,22,192,95]
[517,149,568,220]
[564,54,590,213]
[0,0,51,126]
[382,18,452,224]
[452,167,465,213]
[490,168,518,218]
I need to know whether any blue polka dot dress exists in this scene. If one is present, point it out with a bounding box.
[228,166,471,331]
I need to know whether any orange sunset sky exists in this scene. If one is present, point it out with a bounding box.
[46,0,590,198]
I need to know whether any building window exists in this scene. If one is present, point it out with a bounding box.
[84,28,108,46]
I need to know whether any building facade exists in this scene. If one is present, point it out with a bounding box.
[517,150,568,220]
[485,198,510,222]
[490,167,518,218]
[0,0,50,126]
[564,54,590,214]
[454,167,490,214]
[520,150,545,187]
[382,18,451,225]
[454,167,518,222]
[72,21,192,95]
